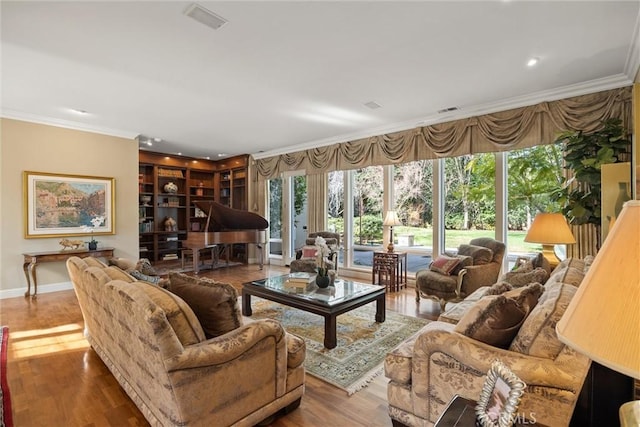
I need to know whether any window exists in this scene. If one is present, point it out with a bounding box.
[507,144,564,263]
[268,178,282,257]
[443,154,496,251]
[352,166,383,268]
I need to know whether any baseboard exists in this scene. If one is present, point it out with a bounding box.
[0,281,73,299]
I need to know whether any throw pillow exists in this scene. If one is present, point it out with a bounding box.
[168,272,243,339]
[454,295,527,349]
[452,254,474,275]
[300,245,317,259]
[502,282,545,314]
[500,267,549,288]
[457,244,493,265]
[531,252,551,275]
[129,270,170,288]
[483,281,513,296]
[511,257,534,272]
[546,266,585,287]
[135,258,159,276]
[430,255,461,275]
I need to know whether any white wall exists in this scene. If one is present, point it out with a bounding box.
[0,119,139,298]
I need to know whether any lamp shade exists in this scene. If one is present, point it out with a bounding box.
[524,213,576,244]
[556,200,640,379]
[383,211,402,226]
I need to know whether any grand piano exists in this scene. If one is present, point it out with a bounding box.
[183,201,269,273]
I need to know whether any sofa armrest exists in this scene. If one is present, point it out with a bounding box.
[166,318,285,370]
[412,323,584,391]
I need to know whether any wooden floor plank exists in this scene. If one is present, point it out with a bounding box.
[1,264,440,426]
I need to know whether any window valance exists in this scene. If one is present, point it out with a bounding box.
[256,86,632,179]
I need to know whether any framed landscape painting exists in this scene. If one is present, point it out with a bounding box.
[23,171,115,238]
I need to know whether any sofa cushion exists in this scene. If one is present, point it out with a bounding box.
[136,281,206,346]
[430,255,461,275]
[285,333,306,369]
[546,266,584,287]
[83,257,108,268]
[103,266,135,282]
[500,267,549,288]
[457,244,493,265]
[168,273,243,339]
[454,295,527,348]
[509,283,577,358]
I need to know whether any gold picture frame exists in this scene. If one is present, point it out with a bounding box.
[475,360,526,427]
[23,171,115,238]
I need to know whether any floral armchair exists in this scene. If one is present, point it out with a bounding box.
[289,231,339,274]
[415,237,505,311]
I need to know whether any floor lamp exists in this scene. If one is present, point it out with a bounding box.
[556,200,639,426]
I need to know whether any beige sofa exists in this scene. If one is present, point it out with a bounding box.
[385,257,594,427]
[66,256,305,427]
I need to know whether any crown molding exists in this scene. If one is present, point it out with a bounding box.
[0,109,139,140]
[253,74,634,160]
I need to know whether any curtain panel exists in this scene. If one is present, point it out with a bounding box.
[255,86,633,179]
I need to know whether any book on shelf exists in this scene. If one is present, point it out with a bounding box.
[162,254,179,261]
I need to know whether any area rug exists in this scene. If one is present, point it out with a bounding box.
[247,300,429,395]
[0,326,13,427]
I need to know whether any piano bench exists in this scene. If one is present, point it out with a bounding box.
[182,246,218,272]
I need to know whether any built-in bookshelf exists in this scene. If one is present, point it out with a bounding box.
[138,151,249,264]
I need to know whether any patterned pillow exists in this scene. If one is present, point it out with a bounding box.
[546,266,585,287]
[457,244,493,265]
[108,257,137,272]
[500,267,549,288]
[509,283,577,358]
[430,255,461,275]
[511,257,534,272]
[454,295,527,349]
[129,270,170,288]
[135,258,159,276]
[300,245,317,259]
[168,273,243,339]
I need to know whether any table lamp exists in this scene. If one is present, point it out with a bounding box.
[383,211,402,253]
[524,212,576,267]
[556,200,639,426]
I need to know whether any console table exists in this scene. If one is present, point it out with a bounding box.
[372,251,407,292]
[22,247,115,298]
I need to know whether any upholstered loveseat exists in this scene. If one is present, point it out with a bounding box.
[385,257,593,427]
[66,256,306,427]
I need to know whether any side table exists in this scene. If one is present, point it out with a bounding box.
[372,251,407,292]
[22,247,115,298]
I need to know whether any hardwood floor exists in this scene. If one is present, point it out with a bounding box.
[1,264,441,427]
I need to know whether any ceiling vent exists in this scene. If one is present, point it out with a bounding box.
[184,3,228,30]
[364,101,382,109]
[437,106,459,114]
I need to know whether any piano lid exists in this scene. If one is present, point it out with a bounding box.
[192,200,268,231]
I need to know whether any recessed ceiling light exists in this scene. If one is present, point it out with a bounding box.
[437,106,459,114]
[153,137,162,142]
[364,101,382,110]
[218,153,227,157]
[527,57,539,67]
[146,141,152,146]
[70,108,89,115]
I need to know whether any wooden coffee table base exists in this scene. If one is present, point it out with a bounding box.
[242,283,385,349]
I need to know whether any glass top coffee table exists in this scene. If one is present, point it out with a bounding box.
[242,275,386,349]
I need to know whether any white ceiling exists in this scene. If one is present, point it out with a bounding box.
[2,1,639,160]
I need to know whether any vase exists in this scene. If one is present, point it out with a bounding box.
[315,274,331,288]
[163,182,178,194]
[88,241,98,251]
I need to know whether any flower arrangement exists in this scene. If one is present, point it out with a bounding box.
[82,215,105,248]
[314,236,332,277]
